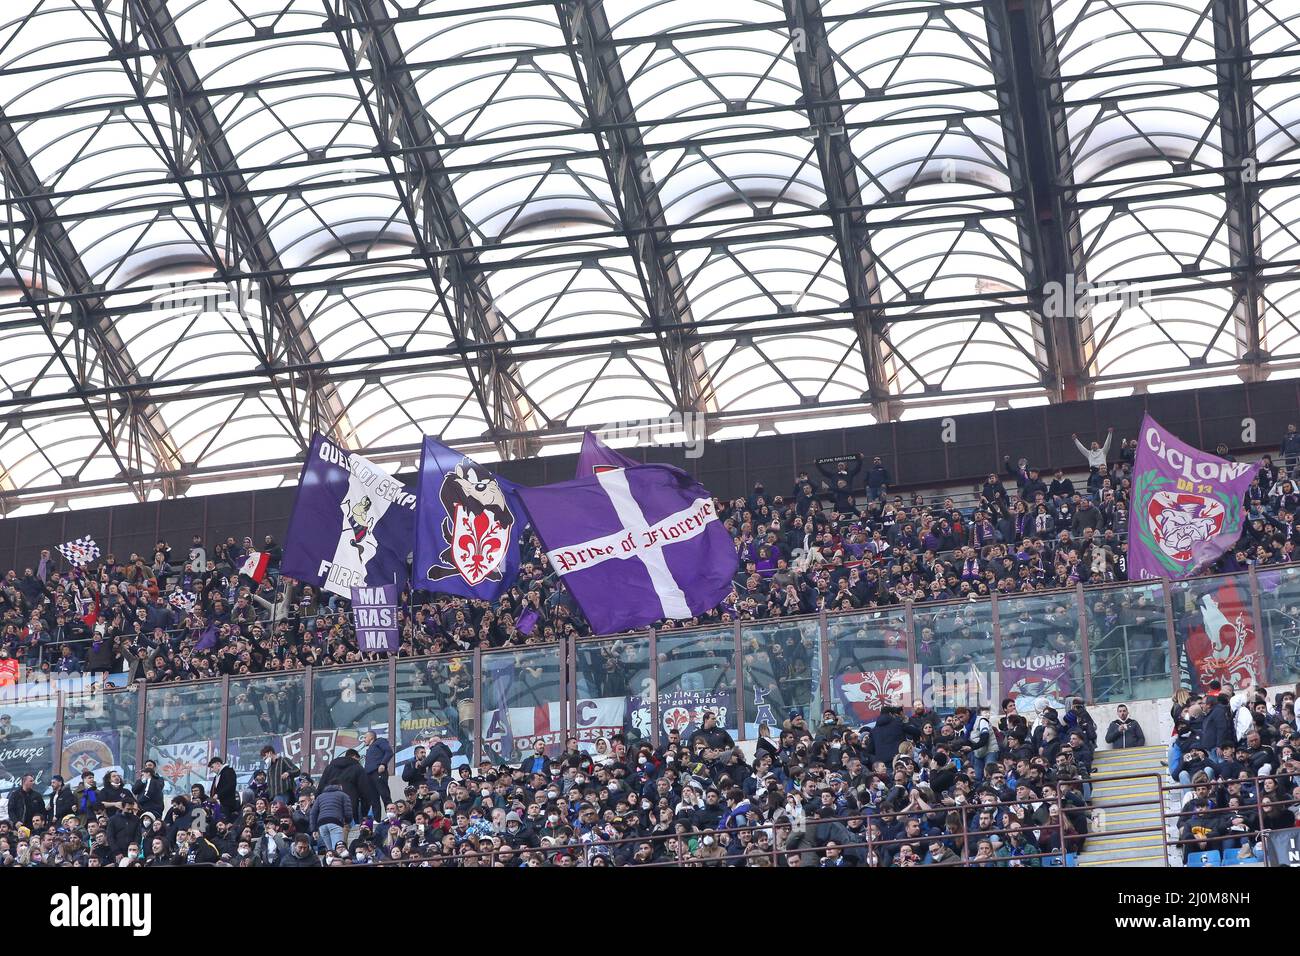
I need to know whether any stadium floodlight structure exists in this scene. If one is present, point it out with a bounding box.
[0,0,1295,513]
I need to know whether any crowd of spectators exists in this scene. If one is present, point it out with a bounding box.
[3,424,1295,688]
[1167,682,1300,863]
[3,694,1145,867]
[0,424,1298,867]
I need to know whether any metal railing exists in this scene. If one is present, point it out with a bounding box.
[335,766,1300,868]
[10,561,1300,789]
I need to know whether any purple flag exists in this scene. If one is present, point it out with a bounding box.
[516,607,540,635]
[281,433,416,598]
[351,583,399,654]
[1128,414,1259,580]
[412,437,526,600]
[575,431,639,476]
[194,622,220,652]
[516,465,737,635]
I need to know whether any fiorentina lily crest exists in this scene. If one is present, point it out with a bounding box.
[449,501,512,586]
[422,456,520,591]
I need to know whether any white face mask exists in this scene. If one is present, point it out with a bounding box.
[547,814,558,824]
[480,788,491,798]
[546,790,558,800]
[641,800,651,810]
[638,756,646,765]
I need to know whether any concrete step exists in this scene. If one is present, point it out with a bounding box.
[1079,851,1166,867]
[1076,842,1170,863]
[1095,809,1163,827]
[1092,758,1162,770]
[1094,746,1166,759]
[1085,830,1163,847]
[1091,789,1159,805]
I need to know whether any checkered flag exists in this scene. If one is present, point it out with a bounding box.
[168,589,197,612]
[57,535,101,568]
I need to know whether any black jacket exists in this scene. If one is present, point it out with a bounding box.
[47,786,76,822]
[132,773,166,816]
[688,725,736,751]
[1105,718,1146,748]
[107,812,144,856]
[1200,703,1233,750]
[211,766,239,817]
[868,711,919,765]
[319,755,367,813]
[6,786,42,827]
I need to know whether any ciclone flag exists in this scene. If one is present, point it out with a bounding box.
[516,465,737,635]
[239,550,270,584]
[575,431,639,476]
[1129,414,1259,580]
[413,438,526,600]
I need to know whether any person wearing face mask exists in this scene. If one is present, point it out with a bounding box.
[500,810,538,850]
[106,796,143,859]
[117,844,142,867]
[477,779,503,812]
[539,805,566,839]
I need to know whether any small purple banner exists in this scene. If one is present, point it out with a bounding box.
[351,583,400,654]
[1128,413,1259,581]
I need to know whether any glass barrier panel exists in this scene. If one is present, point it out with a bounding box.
[573,637,652,752]
[1256,564,1300,685]
[145,682,223,801]
[656,627,739,744]
[742,617,822,737]
[310,664,390,776]
[1084,582,1170,704]
[0,682,58,812]
[226,675,305,788]
[912,599,995,713]
[395,655,476,773]
[825,607,909,728]
[1169,572,1262,694]
[998,591,1086,714]
[61,686,139,802]
[480,645,564,766]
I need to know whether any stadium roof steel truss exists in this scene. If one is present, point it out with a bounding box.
[0,0,1296,511]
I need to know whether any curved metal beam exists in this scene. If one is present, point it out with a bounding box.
[998,0,1091,402]
[559,0,713,417]
[783,0,895,419]
[0,116,182,500]
[1212,0,1264,376]
[333,0,541,456]
[129,0,353,449]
